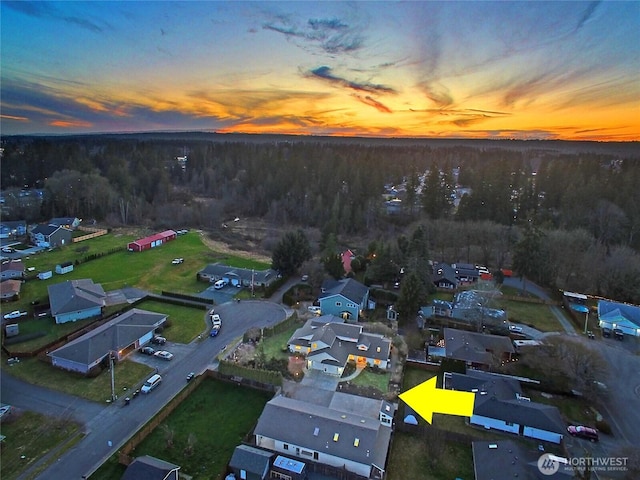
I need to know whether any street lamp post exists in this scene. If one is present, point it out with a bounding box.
[109,352,116,402]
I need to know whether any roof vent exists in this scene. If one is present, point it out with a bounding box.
[313,427,319,436]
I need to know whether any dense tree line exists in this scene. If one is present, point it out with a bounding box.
[1,134,639,302]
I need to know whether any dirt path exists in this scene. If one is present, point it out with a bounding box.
[196,230,272,263]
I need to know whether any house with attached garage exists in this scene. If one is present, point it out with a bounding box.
[30,223,73,248]
[47,279,106,324]
[318,278,370,322]
[597,300,640,337]
[287,316,391,376]
[445,370,566,444]
[49,217,82,230]
[48,308,167,374]
[197,263,278,288]
[253,392,395,480]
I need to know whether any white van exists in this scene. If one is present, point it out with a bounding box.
[213,279,226,290]
[141,374,162,393]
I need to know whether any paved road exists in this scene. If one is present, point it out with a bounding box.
[1,300,288,480]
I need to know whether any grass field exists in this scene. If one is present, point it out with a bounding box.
[260,325,300,360]
[0,410,82,480]
[132,299,208,344]
[386,430,474,480]
[495,299,565,332]
[2,356,154,403]
[350,367,390,392]
[7,231,271,315]
[89,378,272,480]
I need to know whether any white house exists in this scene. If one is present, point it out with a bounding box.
[287,316,391,376]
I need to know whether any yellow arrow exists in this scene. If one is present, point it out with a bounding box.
[399,377,475,424]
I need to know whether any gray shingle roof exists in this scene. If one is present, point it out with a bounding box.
[199,263,277,284]
[444,327,514,365]
[48,279,106,316]
[229,444,273,475]
[254,395,390,471]
[48,309,166,365]
[319,278,369,304]
[121,455,180,480]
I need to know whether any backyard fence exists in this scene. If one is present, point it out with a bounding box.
[72,228,108,243]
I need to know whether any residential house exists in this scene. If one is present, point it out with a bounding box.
[597,300,640,337]
[442,327,515,369]
[0,279,22,301]
[253,393,394,479]
[0,260,25,280]
[48,308,167,374]
[445,370,565,444]
[436,290,507,328]
[452,263,480,283]
[318,278,369,322]
[127,230,177,252]
[287,316,391,376]
[30,224,73,248]
[472,440,573,479]
[47,278,106,324]
[49,217,82,230]
[341,249,356,274]
[432,262,458,290]
[228,445,274,480]
[121,455,180,480]
[0,220,27,239]
[198,264,278,288]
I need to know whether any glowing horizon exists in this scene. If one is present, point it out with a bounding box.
[1,1,639,141]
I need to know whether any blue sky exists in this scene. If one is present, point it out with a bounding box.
[1,1,639,140]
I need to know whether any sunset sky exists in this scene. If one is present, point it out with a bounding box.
[1,1,639,140]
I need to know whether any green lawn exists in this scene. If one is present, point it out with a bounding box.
[0,410,82,480]
[2,356,154,403]
[495,299,564,332]
[4,317,97,352]
[132,300,208,344]
[90,378,272,480]
[386,430,474,480]
[350,368,390,392]
[260,325,300,360]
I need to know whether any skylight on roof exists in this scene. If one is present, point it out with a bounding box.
[333,433,339,442]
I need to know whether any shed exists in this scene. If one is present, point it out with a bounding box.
[55,262,74,275]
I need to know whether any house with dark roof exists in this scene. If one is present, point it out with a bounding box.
[0,279,22,301]
[445,370,565,444]
[443,327,514,368]
[47,279,106,324]
[432,262,458,289]
[49,308,167,374]
[452,262,480,283]
[318,278,369,322]
[30,224,73,248]
[228,445,274,480]
[0,260,25,280]
[597,300,640,337]
[472,440,573,479]
[198,264,278,288]
[253,393,394,479]
[0,220,27,239]
[287,316,391,376]
[121,455,180,480]
[49,217,81,230]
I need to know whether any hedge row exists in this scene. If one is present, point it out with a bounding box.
[218,360,283,386]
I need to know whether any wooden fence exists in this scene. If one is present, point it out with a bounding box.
[72,228,108,243]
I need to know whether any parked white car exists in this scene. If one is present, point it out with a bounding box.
[154,350,174,361]
[307,306,321,315]
[3,310,27,320]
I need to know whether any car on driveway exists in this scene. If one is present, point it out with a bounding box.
[140,346,155,355]
[154,350,174,361]
[307,306,321,315]
[567,425,599,442]
[3,310,27,319]
[151,335,166,345]
[509,325,523,333]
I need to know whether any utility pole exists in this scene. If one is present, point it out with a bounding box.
[110,352,116,402]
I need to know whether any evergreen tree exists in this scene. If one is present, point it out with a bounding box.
[395,272,426,325]
[271,230,311,276]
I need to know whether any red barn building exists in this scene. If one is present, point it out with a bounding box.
[127,230,177,252]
